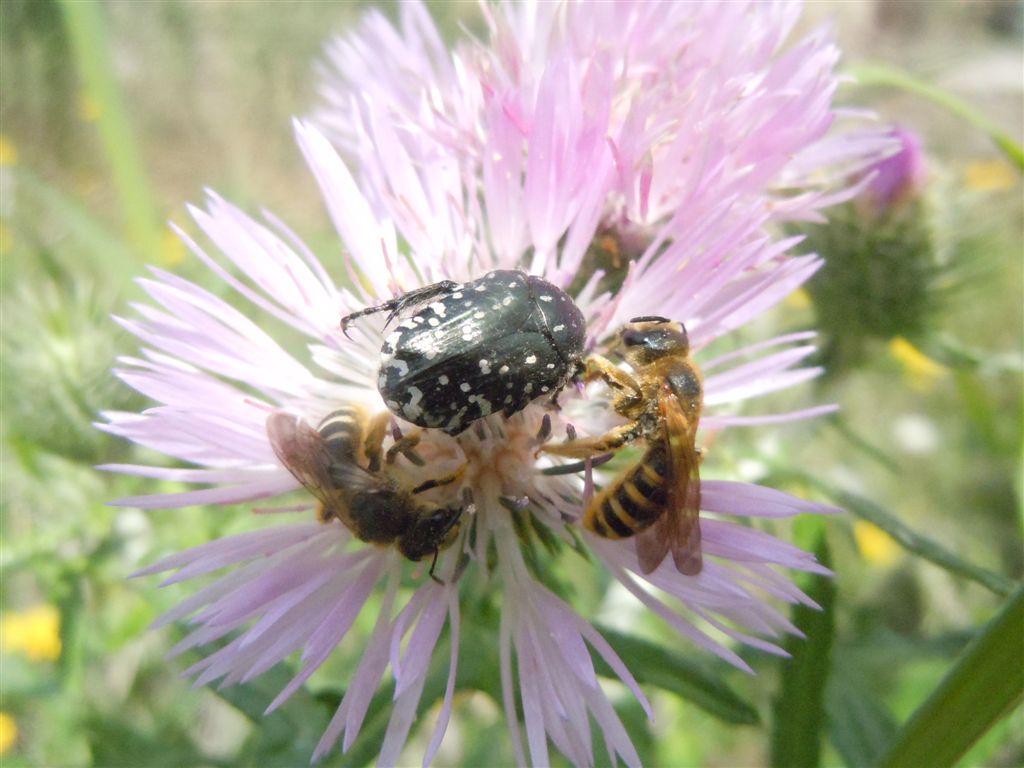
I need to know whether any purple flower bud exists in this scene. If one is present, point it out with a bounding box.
[863,126,927,215]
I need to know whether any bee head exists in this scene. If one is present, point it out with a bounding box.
[619,316,689,365]
[399,504,463,561]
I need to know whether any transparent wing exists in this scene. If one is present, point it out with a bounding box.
[635,385,702,575]
[265,412,376,522]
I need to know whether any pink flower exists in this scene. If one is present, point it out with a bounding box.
[861,125,927,215]
[104,2,889,765]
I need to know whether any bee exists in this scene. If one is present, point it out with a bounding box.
[266,406,466,571]
[544,316,703,575]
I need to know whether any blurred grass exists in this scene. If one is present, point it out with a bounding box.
[1,1,1022,766]
[58,0,163,261]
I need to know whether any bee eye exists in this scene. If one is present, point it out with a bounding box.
[621,329,645,346]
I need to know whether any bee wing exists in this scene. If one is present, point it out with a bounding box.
[635,386,702,575]
[325,458,382,494]
[265,412,377,509]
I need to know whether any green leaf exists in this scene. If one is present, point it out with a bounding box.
[831,487,1014,597]
[195,647,331,763]
[613,696,658,767]
[826,666,898,768]
[770,532,835,768]
[828,416,901,476]
[594,626,760,725]
[84,715,208,768]
[846,63,1024,170]
[331,683,398,768]
[878,585,1024,768]
[952,368,1015,457]
[768,471,1016,597]
[457,623,503,696]
[13,167,139,278]
[56,570,87,695]
[925,335,1024,376]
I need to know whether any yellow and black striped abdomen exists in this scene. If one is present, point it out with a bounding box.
[584,442,668,539]
[317,406,365,463]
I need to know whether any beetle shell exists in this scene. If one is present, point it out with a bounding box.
[376,270,586,435]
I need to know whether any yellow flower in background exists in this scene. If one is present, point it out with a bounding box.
[888,337,946,393]
[78,90,101,123]
[0,222,12,257]
[0,135,17,167]
[854,521,900,566]
[0,712,15,755]
[785,287,812,310]
[161,227,186,266]
[1,605,62,662]
[964,159,1017,192]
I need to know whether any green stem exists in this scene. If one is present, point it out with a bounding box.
[879,585,1024,768]
[847,62,1024,171]
[59,0,162,261]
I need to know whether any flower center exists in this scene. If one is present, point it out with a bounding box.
[455,408,549,506]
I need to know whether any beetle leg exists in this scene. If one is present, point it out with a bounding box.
[542,420,643,458]
[340,298,400,336]
[340,280,460,334]
[363,412,391,473]
[386,430,425,466]
[410,462,467,495]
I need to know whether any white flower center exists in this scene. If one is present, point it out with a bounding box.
[455,407,548,505]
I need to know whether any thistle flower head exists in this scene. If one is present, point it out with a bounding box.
[104,2,891,764]
[797,125,936,370]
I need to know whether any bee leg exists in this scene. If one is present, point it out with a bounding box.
[427,548,470,585]
[542,421,643,458]
[428,548,443,584]
[363,412,391,473]
[410,462,467,495]
[539,451,616,476]
[584,354,644,411]
[585,354,640,390]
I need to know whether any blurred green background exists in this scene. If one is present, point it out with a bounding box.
[1,1,1021,766]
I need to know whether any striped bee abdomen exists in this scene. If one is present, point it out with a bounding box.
[317,407,365,462]
[584,443,668,539]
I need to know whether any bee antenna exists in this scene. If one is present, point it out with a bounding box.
[628,315,669,324]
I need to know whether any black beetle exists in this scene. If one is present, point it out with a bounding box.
[341,270,586,435]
